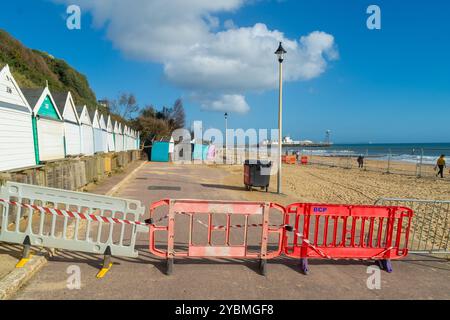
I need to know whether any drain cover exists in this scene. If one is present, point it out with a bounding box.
[147,186,181,191]
[136,177,148,180]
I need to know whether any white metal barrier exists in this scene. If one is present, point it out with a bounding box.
[0,181,147,277]
[374,198,449,254]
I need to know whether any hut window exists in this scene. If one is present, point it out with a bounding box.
[6,87,12,94]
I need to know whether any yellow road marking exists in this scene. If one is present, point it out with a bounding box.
[16,256,32,268]
[96,263,113,279]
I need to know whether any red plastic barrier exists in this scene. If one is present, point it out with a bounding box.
[149,199,285,275]
[300,156,308,165]
[283,203,413,274]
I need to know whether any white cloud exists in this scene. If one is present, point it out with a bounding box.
[199,94,250,114]
[56,0,338,113]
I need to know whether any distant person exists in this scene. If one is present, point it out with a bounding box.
[435,155,446,178]
[357,155,364,168]
[295,151,300,161]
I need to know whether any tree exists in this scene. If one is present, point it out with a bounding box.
[170,98,186,130]
[133,99,185,141]
[109,93,139,120]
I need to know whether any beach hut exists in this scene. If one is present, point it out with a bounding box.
[23,86,65,162]
[53,91,81,156]
[114,121,124,152]
[0,65,36,171]
[106,115,115,152]
[123,125,129,151]
[129,129,134,150]
[131,129,136,150]
[137,131,141,150]
[76,105,94,156]
[99,113,108,153]
[151,141,170,162]
[90,109,103,154]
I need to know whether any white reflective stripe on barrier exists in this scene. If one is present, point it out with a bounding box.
[0,199,148,227]
[0,181,147,258]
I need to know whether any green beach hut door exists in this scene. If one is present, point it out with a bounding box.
[35,94,65,161]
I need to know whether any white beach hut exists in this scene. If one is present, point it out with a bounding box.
[128,129,133,150]
[99,113,108,153]
[128,127,133,150]
[23,86,65,162]
[136,131,140,150]
[76,105,94,156]
[123,125,129,151]
[132,129,137,150]
[115,122,124,152]
[53,91,81,156]
[106,115,115,152]
[0,65,36,171]
[90,109,103,154]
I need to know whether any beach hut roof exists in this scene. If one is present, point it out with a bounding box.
[107,115,114,131]
[22,88,44,109]
[22,86,63,120]
[88,108,101,128]
[0,65,32,113]
[99,113,107,130]
[76,105,92,125]
[52,91,80,124]
[52,92,68,115]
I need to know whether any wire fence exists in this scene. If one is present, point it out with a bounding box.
[298,148,450,180]
[375,198,450,255]
[210,146,450,182]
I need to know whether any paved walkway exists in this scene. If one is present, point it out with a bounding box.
[12,162,450,299]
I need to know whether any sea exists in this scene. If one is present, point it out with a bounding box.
[281,143,450,165]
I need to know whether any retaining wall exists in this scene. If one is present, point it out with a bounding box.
[1,150,141,191]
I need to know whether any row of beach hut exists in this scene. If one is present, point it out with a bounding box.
[0,65,140,172]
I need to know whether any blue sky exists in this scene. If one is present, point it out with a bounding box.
[1,0,449,143]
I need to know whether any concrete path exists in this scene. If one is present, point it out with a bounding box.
[12,162,450,299]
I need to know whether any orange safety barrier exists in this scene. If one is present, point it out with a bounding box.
[283,203,413,274]
[282,155,297,164]
[149,199,285,275]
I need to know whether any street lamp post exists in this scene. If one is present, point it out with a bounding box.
[224,112,228,163]
[275,42,287,194]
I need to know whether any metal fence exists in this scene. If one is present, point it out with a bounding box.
[211,147,450,180]
[374,198,450,254]
[300,148,450,180]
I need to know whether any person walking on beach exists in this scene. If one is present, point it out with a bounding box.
[435,155,446,178]
[357,155,364,168]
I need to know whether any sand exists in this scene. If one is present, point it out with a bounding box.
[216,162,450,205]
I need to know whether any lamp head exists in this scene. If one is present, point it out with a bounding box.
[275,42,287,63]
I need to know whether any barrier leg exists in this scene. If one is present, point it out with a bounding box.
[378,259,393,273]
[166,258,174,275]
[259,259,267,276]
[96,246,113,279]
[299,258,309,275]
[381,259,393,273]
[16,236,32,268]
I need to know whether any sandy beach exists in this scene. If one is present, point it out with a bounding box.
[215,162,450,205]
